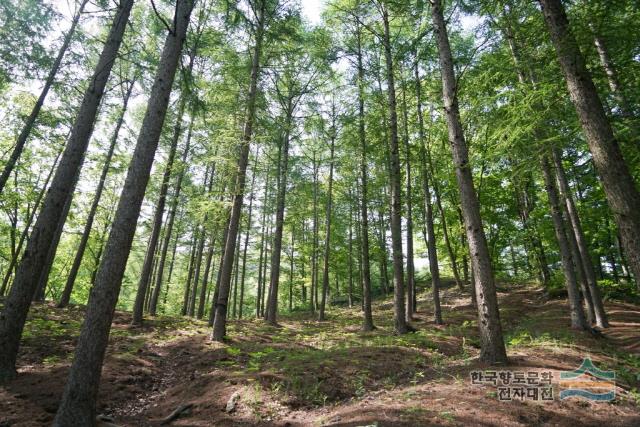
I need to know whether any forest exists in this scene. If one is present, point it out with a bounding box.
[0,0,639,425]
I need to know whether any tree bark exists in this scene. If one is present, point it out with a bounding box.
[53,2,195,422]
[431,0,507,363]
[0,0,134,383]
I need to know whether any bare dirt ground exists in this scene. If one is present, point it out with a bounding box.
[1,282,639,426]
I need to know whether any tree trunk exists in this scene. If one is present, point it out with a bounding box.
[540,154,588,330]
[0,0,89,195]
[311,152,319,312]
[189,223,207,317]
[539,0,640,289]
[58,78,135,308]
[400,75,416,318]
[34,182,75,301]
[381,4,408,334]
[197,236,216,319]
[133,59,197,324]
[591,27,631,117]
[552,148,608,327]
[377,208,390,295]
[265,107,293,325]
[318,129,336,322]
[231,230,242,318]
[0,0,134,383]
[149,120,194,315]
[182,230,199,316]
[431,0,507,363]
[415,57,442,324]
[53,3,195,423]
[208,213,231,326]
[348,202,354,308]
[211,1,265,340]
[288,226,294,312]
[256,168,270,317]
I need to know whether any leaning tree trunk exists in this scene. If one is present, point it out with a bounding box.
[0,0,134,383]
[539,0,640,290]
[53,2,195,423]
[552,148,608,327]
[211,1,265,341]
[318,129,336,322]
[381,4,409,334]
[0,0,89,195]
[58,78,135,308]
[540,154,588,330]
[431,0,507,364]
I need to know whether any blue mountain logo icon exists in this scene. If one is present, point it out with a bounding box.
[559,358,616,401]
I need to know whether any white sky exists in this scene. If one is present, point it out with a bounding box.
[301,0,326,25]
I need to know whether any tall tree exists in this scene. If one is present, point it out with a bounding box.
[379,1,409,334]
[53,1,196,422]
[212,0,268,341]
[430,0,507,364]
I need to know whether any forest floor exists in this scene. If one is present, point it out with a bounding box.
[1,282,640,426]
